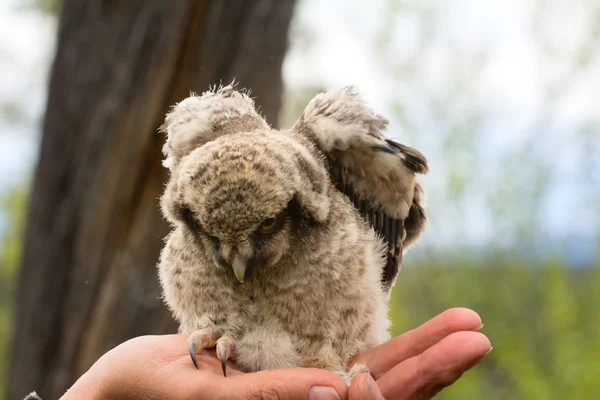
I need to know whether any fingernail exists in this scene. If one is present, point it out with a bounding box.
[308,386,341,400]
[366,375,385,400]
[483,346,494,356]
[475,323,484,331]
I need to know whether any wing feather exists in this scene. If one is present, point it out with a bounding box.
[293,86,428,292]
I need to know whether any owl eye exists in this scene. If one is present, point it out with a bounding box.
[258,217,277,233]
[180,206,201,231]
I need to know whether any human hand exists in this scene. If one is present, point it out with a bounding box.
[348,307,491,399]
[61,308,490,400]
[61,333,348,400]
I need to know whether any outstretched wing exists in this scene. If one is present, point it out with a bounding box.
[292,86,428,293]
[160,83,269,170]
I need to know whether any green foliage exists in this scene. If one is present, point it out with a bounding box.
[390,254,600,399]
[0,186,28,400]
[26,0,61,16]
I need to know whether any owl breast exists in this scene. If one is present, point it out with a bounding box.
[160,193,390,373]
[233,319,304,372]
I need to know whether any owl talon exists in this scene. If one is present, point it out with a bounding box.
[336,363,371,386]
[187,329,219,369]
[348,362,370,377]
[219,352,227,377]
[189,341,198,369]
[216,335,235,377]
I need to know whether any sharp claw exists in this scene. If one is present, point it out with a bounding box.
[216,339,231,377]
[189,341,198,369]
[221,356,227,377]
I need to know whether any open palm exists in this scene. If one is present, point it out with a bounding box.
[61,308,490,400]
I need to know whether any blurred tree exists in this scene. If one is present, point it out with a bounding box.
[6,1,297,399]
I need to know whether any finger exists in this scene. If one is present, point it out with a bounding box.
[377,331,491,400]
[353,308,483,378]
[214,368,349,400]
[349,373,385,400]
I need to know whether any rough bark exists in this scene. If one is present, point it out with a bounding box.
[7,1,296,398]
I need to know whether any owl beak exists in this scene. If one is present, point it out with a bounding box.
[232,256,247,283]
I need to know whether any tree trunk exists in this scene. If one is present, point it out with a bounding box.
[7,1,296,398]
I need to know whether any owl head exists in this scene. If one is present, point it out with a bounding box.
[160,85,330,283]
[162,83,429,292]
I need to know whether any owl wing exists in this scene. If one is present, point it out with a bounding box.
[160,83,269,170]
[292,86,428,292]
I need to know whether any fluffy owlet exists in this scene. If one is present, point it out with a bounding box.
[157,84,428,382]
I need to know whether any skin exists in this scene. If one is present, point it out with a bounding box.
[60,308,491,400]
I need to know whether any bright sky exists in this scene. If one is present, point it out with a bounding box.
[284,0,600,261]
[0,0,55,184]
[1,0,598,261]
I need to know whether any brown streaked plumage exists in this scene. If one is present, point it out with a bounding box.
[157,84,428,383]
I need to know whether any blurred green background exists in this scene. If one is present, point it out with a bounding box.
[1,0,599,398]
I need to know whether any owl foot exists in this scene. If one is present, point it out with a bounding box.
[335,363,371,386]
[188,330,235,377]
[188,329,218,369]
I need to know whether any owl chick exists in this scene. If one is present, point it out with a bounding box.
[157,84,428,382]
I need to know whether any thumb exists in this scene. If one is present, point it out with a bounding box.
[219,368,348,400]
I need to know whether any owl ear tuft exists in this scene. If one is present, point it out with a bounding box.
[160,83,270,170]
